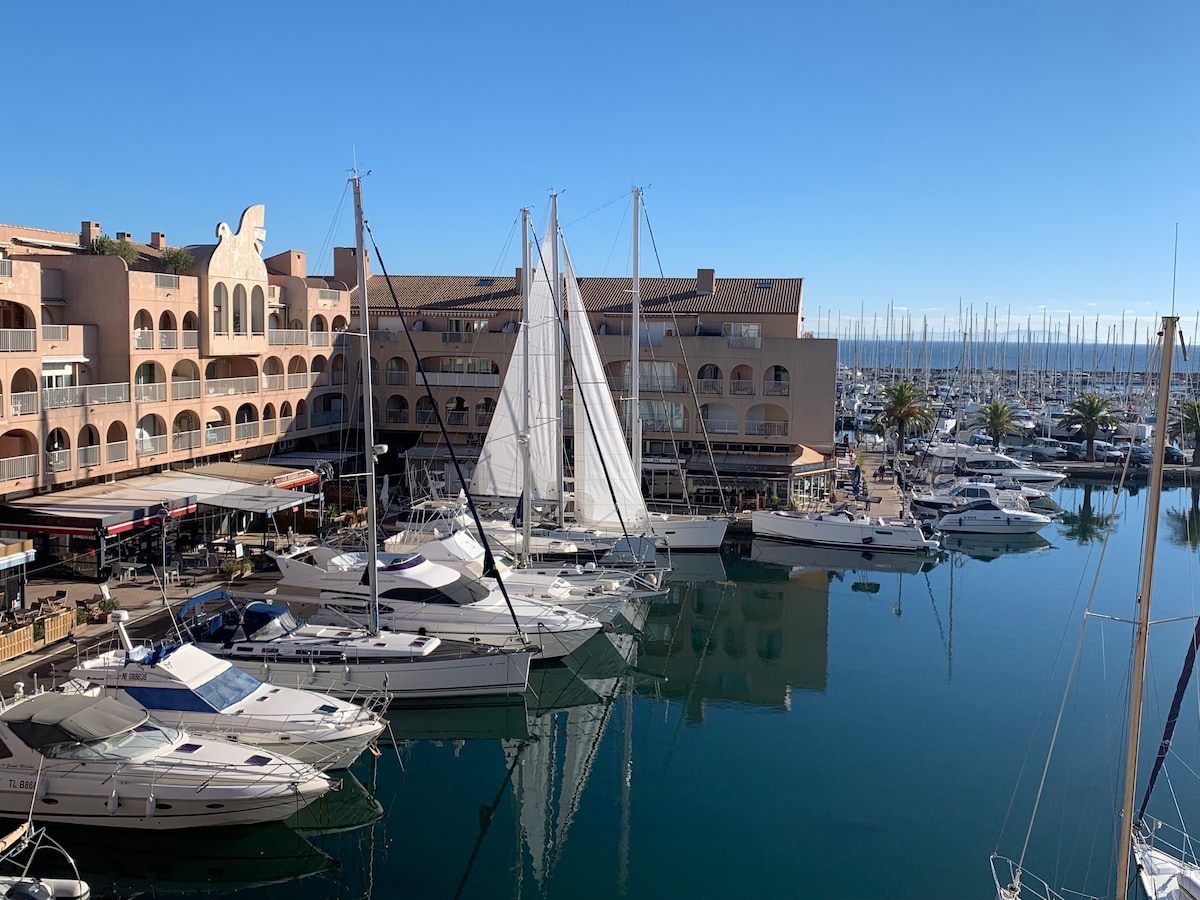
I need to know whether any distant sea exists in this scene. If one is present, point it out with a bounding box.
[833,339,1175,376]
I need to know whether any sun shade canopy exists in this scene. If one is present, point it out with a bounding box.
[1,693,149,749]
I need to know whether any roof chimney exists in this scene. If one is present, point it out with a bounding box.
[334,246,370,290]
[115,231,132,243]
[80,221,101,246]
[150,232,167,250]
[696,268,715,296]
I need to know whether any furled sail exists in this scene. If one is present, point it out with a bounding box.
[563,240,650,533]
[471,221,561,503]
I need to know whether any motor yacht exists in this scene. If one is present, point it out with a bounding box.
[63,612,386,771]
[0,688,331,829]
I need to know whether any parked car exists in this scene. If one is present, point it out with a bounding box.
[1061,440,1121,462]
[1060,442,1087,461]
[1089,440,1124,462]
[1030,438,1067,462]
[1165,445,1187,465]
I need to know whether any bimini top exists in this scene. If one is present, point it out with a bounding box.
[0,693,149,749]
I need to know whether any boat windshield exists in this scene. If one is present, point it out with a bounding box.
[193,665,261,709]
[46,721,182,761]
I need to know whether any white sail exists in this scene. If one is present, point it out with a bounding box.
[563,241,651,534]
[471,220,561,503]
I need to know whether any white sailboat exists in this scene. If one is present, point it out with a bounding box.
[992,315,1194,900]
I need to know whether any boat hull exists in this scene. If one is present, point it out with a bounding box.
[217,648,534,701]
[751,509,938,552]
[649,514,729,550]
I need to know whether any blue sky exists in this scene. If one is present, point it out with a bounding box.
[5,1,1196,341]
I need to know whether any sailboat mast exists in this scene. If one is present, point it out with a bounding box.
[351,173,381,635]
[551,194,565,529]
[1115,314,1178,900]
[630,187,643,485]
[520,208,533,566]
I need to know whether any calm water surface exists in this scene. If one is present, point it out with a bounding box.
[71,482,1200,899]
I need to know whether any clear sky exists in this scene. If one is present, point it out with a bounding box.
[5,1,1196,340]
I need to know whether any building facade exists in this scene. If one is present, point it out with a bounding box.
[351,264,837,507]
[0,206,353,585]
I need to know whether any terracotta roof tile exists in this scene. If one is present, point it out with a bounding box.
[357,274,801,317]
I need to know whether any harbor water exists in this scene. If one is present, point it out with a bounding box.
[64,481,1200,899]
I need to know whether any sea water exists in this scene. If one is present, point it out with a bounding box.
[76,481,1200,899]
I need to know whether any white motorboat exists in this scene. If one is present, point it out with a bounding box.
[926,447,1067,487]
[0,688,332,829]
[63,612,386,771]
[270,548,603,661]
[751,506,941,552]
[909,478,1053,518]
[934,498,1052,534]
[178,593,533,701]
[0,819,89,899]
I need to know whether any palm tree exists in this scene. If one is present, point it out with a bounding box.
[1165,487,1200,551]
[1059,482,1117,545]
[973,401,1024,451]
[1169,399,1200,467]
[1056,394,1120,462]
[871,381,935,474]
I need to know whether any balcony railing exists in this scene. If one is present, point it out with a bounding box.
[421,373,499,388]
[41,325,68,341]
[641,420,686,433]
[318,288,340,300]
[205,376,259,397]
[441,332,476,344]
[746,420,790,436]
[134,383,167,403]
[446,411,469,425]
[133,330,154,350]
[106,441,128,463]
[268,330,307,345]
[45,449,71,473]
[235,421,260,441]
[173,430,201,452]
[310,332,330,347]
[295,415,307,430]
[385,410,409,424]
[0,329,36,352]
[386,372,409,385]
[10,392,37,416]
[42,382,129,410]
[329,373,348,385]
[159,331,178,350]
[729,381,755,395]
[260,374,282,391]
[369,330,395,342]
[277,415,293,432]
[0,259,12,277]
[763,381,791,396]
[182,330,199,349]
[696,378,723,394]
[205,425,231,445]
[286,373,309,390]
[262,418,277,436]
[77,445,101,468]
[137,435,167,456]
[728,336,762,349]
[155,273,180,289]
[476,412,493,426]
[171,380,200,401]
[416,410,435,424]
[700,419,739,434]
[0,453,37,481]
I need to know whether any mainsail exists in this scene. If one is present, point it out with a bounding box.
[471,220,561,503]
[563,240,651,534]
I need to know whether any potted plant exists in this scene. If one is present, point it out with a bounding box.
[220,558,252,580]
[95,596,121,624]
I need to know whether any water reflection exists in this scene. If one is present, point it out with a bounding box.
[61,821,333,897]
[750,537,945,576]
[940,531,1053,561]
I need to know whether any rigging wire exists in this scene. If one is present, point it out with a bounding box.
[363,221,526,638]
